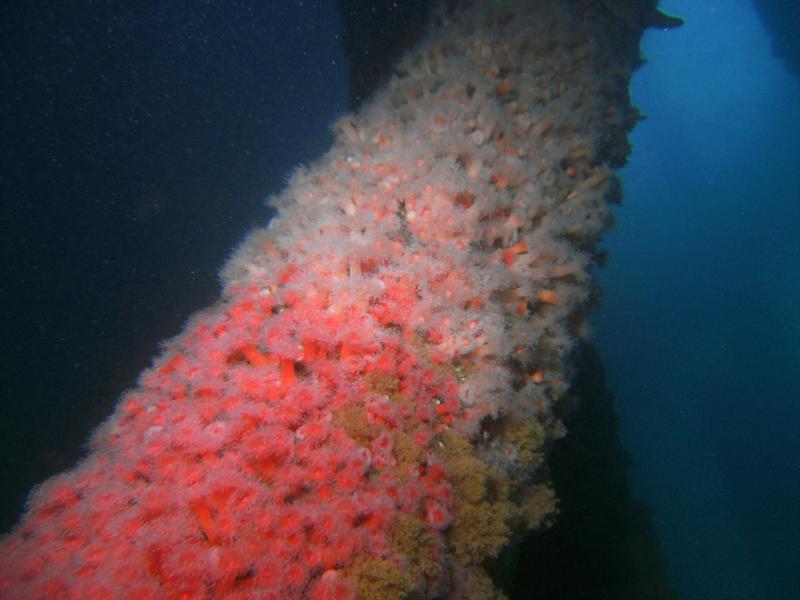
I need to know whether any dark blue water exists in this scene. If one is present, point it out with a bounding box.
[596,1,800,598]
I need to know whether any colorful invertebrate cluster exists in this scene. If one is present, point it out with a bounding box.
[0,1,639,598]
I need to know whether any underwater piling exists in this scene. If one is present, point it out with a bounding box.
[0,1,645,598]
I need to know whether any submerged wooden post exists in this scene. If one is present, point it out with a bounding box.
[0,1,646,598]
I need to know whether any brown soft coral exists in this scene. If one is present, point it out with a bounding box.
[346,557,417,600]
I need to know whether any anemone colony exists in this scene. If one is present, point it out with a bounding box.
[0,1,642,598]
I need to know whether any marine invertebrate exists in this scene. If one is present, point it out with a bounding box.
[0,1,639,598]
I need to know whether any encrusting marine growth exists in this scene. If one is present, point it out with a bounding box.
[0,1,641,598]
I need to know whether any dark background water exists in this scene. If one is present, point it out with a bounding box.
[597,1,800,598]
